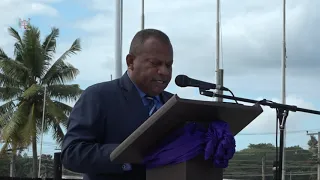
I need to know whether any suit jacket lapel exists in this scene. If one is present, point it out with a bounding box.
[119,72,149,121]
[160,92,172,104]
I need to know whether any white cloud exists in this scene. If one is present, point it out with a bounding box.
[74,14,113,33]
[30,3,58,16]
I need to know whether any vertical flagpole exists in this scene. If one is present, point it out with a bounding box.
[281,0,287,179]
[216,0,220,78]
[141,0,145,30]
[215,0,223,102]
[115,0,123,79]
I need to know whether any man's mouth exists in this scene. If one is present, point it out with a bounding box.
[156,80,165,84]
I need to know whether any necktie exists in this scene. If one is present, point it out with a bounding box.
[145,96,157,116]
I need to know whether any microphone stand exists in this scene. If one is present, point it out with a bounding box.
[199,88,320,180]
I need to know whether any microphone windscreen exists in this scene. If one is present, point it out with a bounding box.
[175,75,189,87]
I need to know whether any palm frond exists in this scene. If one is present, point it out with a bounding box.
[0,102,29,142]
[45,98,68,123]
[0,73,22,88]
[42,61,79,85]
[14,42,25,63]
[0,141,10,155]
[19,103,36,144]
[42,98,68,144]
[52,101,73,117]
[0,48,9,59]
[0,134,28,155]
[8,27,24,48]
[0,87,23,101]
[42,27,59,61]
[42,38,81,85]
[47,84,82,102]
[8,27,25,63]
[0,108,14,127]
[0,100,16,114]
[56,38,81,61]
[22,26,46,78]
[0,58,30,84]
[51,123,64,146]
[21,84,41,100]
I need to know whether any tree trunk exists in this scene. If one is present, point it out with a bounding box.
[32,135,38,178]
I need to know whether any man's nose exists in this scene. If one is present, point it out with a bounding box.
[158,65,170,76]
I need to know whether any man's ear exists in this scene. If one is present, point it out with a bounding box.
[126,54,134,70]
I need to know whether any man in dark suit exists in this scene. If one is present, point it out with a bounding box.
[61,29,174,180]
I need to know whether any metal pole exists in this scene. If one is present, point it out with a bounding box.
[215,0,223,102]
[217,69,223,102]
[141,0,145,30]
[38,86,47,178]
[318,132,320,180]
[281,0,287,179]
[262,155,266,180]
[10,158,13,177]
[53,152,62,180]
[317,132,320,180]
[289,172,292,180]
[115,0,123,79]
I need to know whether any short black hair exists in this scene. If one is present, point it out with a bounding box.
[129,29,172,55]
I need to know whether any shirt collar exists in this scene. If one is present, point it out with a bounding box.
[127,71,161,102]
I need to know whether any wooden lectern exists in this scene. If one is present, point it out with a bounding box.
[110,95,263,180]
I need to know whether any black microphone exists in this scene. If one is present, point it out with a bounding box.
[175,75,229,91]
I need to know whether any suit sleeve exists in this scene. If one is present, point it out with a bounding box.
[61,85,123,174]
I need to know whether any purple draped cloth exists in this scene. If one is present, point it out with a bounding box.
[143,120,236,169]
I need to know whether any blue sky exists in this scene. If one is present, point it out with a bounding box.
[0,0,319,156]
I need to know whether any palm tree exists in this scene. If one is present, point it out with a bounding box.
[0,25,83,178]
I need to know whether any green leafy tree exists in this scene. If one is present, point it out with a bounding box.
[0,25,83,178]
[307,135,318,180]
[308,135,318,155]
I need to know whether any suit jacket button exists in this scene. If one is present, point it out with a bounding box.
[122,163,132,171]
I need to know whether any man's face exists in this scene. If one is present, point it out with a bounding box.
[127,37,173,96]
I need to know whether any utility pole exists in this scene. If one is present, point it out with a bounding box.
[262,155,266,180]
[38,86,47,178]
[307,131,320,180]
[215,0,224,102]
